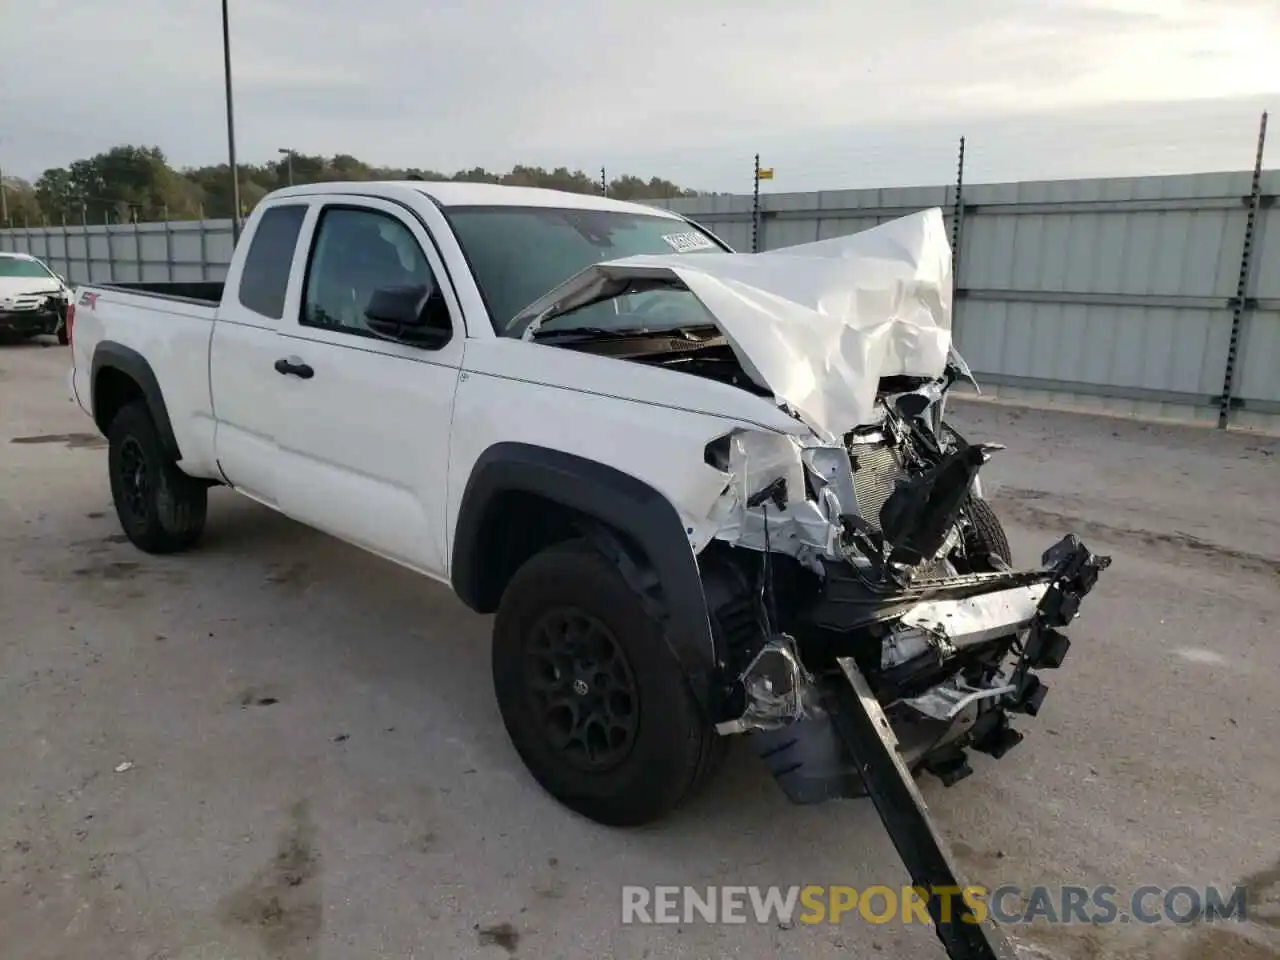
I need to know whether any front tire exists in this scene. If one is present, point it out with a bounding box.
[492,538,720,826]
[107,400,207,554]
[959,496,1012,571]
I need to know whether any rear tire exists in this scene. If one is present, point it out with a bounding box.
[107,400,207,554]
[492,537,720,826]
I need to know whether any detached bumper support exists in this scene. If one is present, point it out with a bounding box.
[824,534,1111,960]
[1001,534,1113,722]
[829,657,1018,960]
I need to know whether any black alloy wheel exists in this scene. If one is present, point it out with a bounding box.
[523,606,640,773]
[106,400,208,554]
[491,538,725,826]
[116,435,151,524]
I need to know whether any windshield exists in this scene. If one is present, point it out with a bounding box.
[443,206,724,338]
[0,257,55,280]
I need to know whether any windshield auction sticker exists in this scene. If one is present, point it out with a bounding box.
[661,232,718,253]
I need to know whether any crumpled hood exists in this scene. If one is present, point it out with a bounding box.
[519,208,954,442]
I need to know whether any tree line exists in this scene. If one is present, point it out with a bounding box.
[1,145,705,226]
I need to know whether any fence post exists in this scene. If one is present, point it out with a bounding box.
[81,204,91,283]
[752,154,761,253]
[950,137,966,280]
[950,136,967,343]
[61,214,70,280]
[163,204,174,281]
[133,208,143,281]
[199,217,209,282]
[104,210,117,282]
[1218,111,1268,429]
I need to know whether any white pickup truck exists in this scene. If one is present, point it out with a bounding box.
[67,181,1110,828]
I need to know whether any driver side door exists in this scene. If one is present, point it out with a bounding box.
[272,197,465,579]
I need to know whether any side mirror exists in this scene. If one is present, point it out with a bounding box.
[364,282,450,348]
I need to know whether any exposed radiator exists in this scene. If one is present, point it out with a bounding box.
[848,439,909,530]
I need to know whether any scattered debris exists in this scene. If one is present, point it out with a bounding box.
[237,687,283,708]
[217,800,321,955]
[475,922,520,954]
[114,761,133,773]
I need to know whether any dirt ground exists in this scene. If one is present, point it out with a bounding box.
[1,338,1278,960]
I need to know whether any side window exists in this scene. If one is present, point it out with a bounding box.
[236,204,307,320]
[301,206,439,336]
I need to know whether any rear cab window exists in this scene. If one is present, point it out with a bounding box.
[237,204,308,320]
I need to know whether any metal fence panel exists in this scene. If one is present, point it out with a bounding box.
[0,218,240,284]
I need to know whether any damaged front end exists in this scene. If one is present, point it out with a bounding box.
[515,206,1111,808]
[699,369,1112,804]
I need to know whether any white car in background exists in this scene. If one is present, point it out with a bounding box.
[0,251,72,344]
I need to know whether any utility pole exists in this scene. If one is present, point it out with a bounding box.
[600,167,607,197]
[278,147,295,186]
[221,0,242,242]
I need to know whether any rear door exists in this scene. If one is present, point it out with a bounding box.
[271,196,465,578]
[210,201,311,506]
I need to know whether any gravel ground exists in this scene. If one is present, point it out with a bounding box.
[1,339,1278,960]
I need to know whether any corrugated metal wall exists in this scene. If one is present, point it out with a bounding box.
[654,170,1280,430]
[0,219,238,285]
[3,170,1277,430]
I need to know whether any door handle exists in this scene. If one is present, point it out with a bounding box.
[274,356,314,379]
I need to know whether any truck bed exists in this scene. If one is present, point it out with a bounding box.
[69,277,224,481]
[93,280,224,307]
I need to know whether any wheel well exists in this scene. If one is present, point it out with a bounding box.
[464,490,649,613]
[93,367,144,437]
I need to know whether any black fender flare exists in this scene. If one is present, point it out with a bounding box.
[451,442,719,707]
[90,341,182,461]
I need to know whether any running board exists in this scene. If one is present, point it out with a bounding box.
[830,656,1018,960]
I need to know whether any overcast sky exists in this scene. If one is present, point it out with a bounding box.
[2,0,1277,191]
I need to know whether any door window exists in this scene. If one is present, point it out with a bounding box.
[237,204,308,320]
[301,206,440,337]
